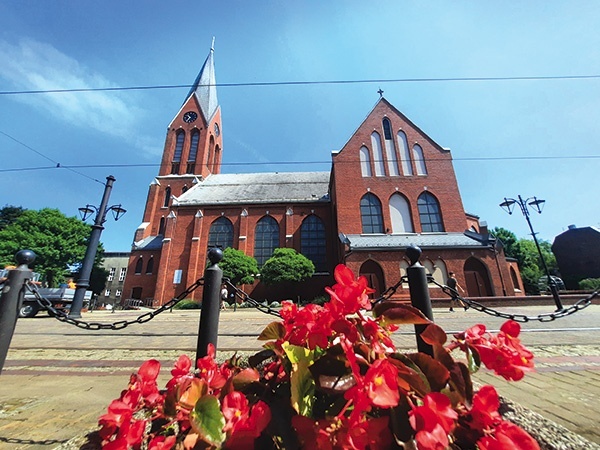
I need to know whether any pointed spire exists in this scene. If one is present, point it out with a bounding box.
[185,39,219,121]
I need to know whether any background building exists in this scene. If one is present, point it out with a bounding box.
[123,46,521,305]
[100,252,130,307]
[552,225,600,289]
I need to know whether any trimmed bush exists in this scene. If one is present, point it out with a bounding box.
[172,299,201,310]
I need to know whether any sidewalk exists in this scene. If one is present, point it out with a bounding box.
[0,306,599,449]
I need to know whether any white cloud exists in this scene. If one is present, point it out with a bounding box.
[0,38,145,147]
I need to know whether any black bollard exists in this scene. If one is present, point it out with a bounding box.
[406,245,434,357]
[196,248,224,366]
[0,250,36,374]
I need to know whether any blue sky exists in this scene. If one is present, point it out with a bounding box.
[1,1,599,252]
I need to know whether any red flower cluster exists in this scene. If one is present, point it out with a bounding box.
[99,264,540,450]
[454,320,534,381]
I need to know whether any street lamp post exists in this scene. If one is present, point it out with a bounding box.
[69,175,126,318]
[499,195,563,311]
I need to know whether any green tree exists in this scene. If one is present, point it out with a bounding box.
[220,247,259,286]
[260,248,315,285]
[0,208,99,287]
[493,227,559,294]
[0,205,25,231]
[491,227,522,261]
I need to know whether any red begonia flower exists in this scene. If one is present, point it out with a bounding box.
[477,421,540,450]
[470,385,502,430]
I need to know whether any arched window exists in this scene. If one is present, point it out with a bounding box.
[418,192,444,232]
[397,130,413,176]
[413,144,427,175]
[207,136,215,169]
[254,216,279,266]
[359,146,372,177]
[172,131,185,174]
[146,257,154,275]
[370,132,385,177]
[187,130,199,173]
[158,217,165,235]
[208,217,234,250]
[163,187,171,208]
[433,258,447,286]
[300,215,327,272]
[360,193,384,234]
[181,185,188,194]
[382,118,399,176]
[213,145,221,172]
[134,257,143,274]
[389,193,413,233]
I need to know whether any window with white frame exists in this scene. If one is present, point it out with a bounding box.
[119,267,127,282]
[108,267,116,281]
[115,289,122,297]
[105,289,111,297]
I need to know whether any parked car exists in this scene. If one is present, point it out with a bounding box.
[538,275,566,293]
[20,287,92,318]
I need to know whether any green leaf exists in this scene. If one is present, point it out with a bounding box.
[283,343,316,416]
[258,321,286,341]
[189,395,226,447]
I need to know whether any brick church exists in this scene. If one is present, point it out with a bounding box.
[122,45,524,306]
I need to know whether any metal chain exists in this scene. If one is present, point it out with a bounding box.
[25,278,205,330]
[428,277,599,323]
[222,279,282,317]
[372,276,408,306]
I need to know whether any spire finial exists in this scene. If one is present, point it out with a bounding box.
[211,36,215,51]
[377,88,384,98]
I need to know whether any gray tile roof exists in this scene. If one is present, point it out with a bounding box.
[345,232,489,250]
[185,46,218,120]
[133,235,164,251]
[174,172,331,206]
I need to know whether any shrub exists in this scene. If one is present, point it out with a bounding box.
[579,278,600,291]
[172,299,201,310]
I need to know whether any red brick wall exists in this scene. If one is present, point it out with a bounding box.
[332,99,467,235]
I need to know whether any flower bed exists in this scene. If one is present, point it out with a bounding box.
[96,265,545,449]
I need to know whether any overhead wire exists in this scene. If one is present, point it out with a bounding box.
[1,73,600,95]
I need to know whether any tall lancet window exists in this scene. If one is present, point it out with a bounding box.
[163,187,171,208]
[418,192,444,232]
[187,130,199,173]
[397,130,413,176]
[207,136,215,170]
[382,118,399,176]
[172,131,185,174]
[370,132,385,177]
[254,216,279,266]
[413,144,427,175]
[360,193,384,234]
[359,146,372,177]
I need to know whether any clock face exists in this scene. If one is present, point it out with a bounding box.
[214,123,220,136]
[183,111,198,123]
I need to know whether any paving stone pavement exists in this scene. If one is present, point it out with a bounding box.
[0,304,599,449]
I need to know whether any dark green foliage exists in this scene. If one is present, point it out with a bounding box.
[579,278,600,291]
[220,247,259,286]
[0,208,102,287]
[173,299,201,310]
[0,205,25,231]
[260,248,315,285]
[492,227,558,294]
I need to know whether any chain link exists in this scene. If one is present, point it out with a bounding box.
[222,279,282,317]
[25,278,205,330]
[428,277,599,323]
[372,276,408,306]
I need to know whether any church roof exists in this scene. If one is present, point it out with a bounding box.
[185,41,218,121]
[133,235,164,251]
[344,232,490,251]
[174,172,331,206]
